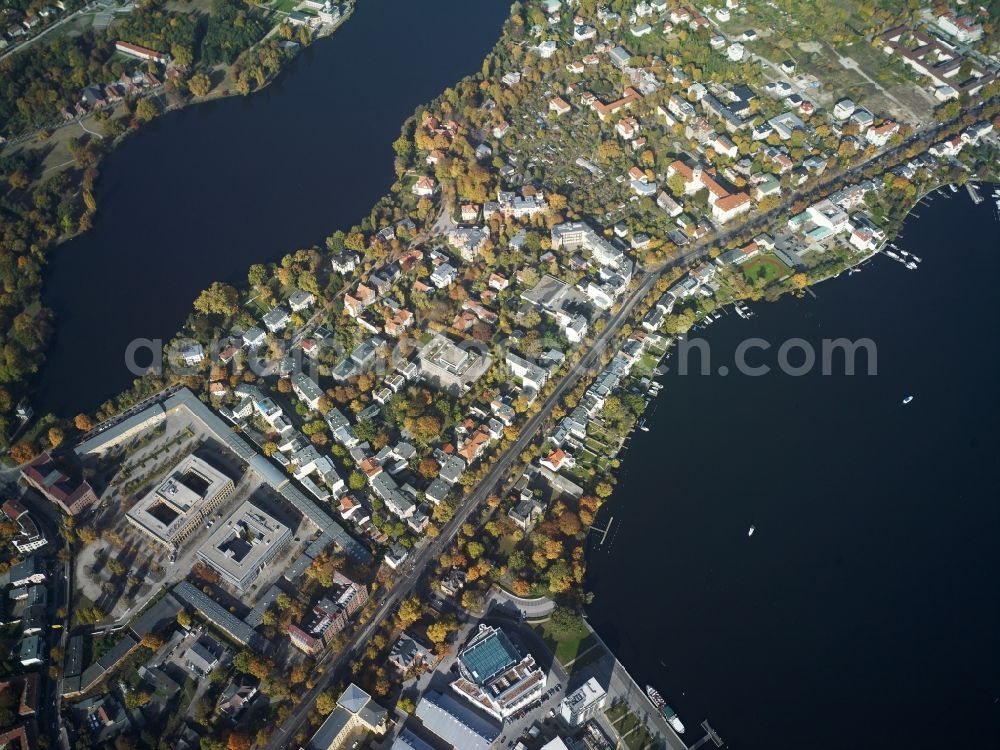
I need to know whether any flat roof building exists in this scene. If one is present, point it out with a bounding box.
[126,455,235,550]
[559,677,607,726]
[196,501,292,591]
[414,690,500,750]
[451,624,546,721]
[418,333,492,394]
[76,387,370,563]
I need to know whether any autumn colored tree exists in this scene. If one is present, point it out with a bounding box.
[232,651,270,679]
[188,73,212,98]
[398,596,423,627]
[193,282,239,316]
[417,457,439,479]
[511,579,532,597]
[315,691,337,715]
[9,442,38,464]
[47,426,64,448]
[227,732,252,750]
[135,98,159,122]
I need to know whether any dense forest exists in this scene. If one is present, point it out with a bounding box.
[0,147,89,442]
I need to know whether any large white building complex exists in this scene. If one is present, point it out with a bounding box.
[126,455,235,550]
[196,501,292,590]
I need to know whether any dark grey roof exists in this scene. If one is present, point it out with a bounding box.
[97,634,138,671]
[65,635,84,677]
[390,728,437,750]
[172,582,272,654]
[74,403,166,455]
[130,593,182,638]
[244,584,283,628]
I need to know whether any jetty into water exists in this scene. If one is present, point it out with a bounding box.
[573,618,725,750]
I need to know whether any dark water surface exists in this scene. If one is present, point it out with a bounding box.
[585,191,1000,749]
[38,0,508,416]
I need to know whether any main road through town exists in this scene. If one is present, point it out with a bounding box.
[260,100,994,750]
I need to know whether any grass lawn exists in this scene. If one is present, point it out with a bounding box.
[608,701,656,750]
[563,465,591,485]
[576,447,598,468]
[631,351,659,377]
[562,637,607,676]
[270,0,299,13]
[531,612,602,666]
[742,254,790,285]
[497,534,517,557]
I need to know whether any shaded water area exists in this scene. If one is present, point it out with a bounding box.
[586,191,1000,749]
[38,0,508,416]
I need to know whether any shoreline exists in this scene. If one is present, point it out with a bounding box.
[581,182,998,741]
[10,3,357,235]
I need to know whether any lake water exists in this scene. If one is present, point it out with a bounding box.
[585,190,1000,749]
[37,0,508,417]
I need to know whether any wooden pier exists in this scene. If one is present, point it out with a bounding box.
[688,720,725,749]
[589,516,614,546]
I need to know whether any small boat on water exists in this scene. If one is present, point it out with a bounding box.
[905,261,917,270]
[902,395,914,405]
[911,255,923,263]
[638,418,649,432]
[949,184,958,193]
[748,525,755,537]
[885,250,900,260]
[645,687,685,734]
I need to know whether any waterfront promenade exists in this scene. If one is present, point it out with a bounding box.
[570,619,698,750]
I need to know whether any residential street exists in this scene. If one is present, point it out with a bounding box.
[259,95,994,750]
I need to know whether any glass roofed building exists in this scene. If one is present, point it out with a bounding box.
[451,624,546,721]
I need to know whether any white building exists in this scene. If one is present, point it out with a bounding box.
[291,372,323,411]
[833,98,856,119]
[560,677,607,727]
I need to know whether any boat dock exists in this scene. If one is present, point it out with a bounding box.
[589,516,614,546]
[689,721,725,749]
[572,619,725,750]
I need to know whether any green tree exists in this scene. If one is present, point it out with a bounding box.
[348,470,366,491]
[547,606,588,641]
[193,282,239,316]
[187,73,212,97]
[135,98,159,122]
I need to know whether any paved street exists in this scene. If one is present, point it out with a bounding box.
[259,97,996,750]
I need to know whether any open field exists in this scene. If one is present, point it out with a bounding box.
[742,254,790,285]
